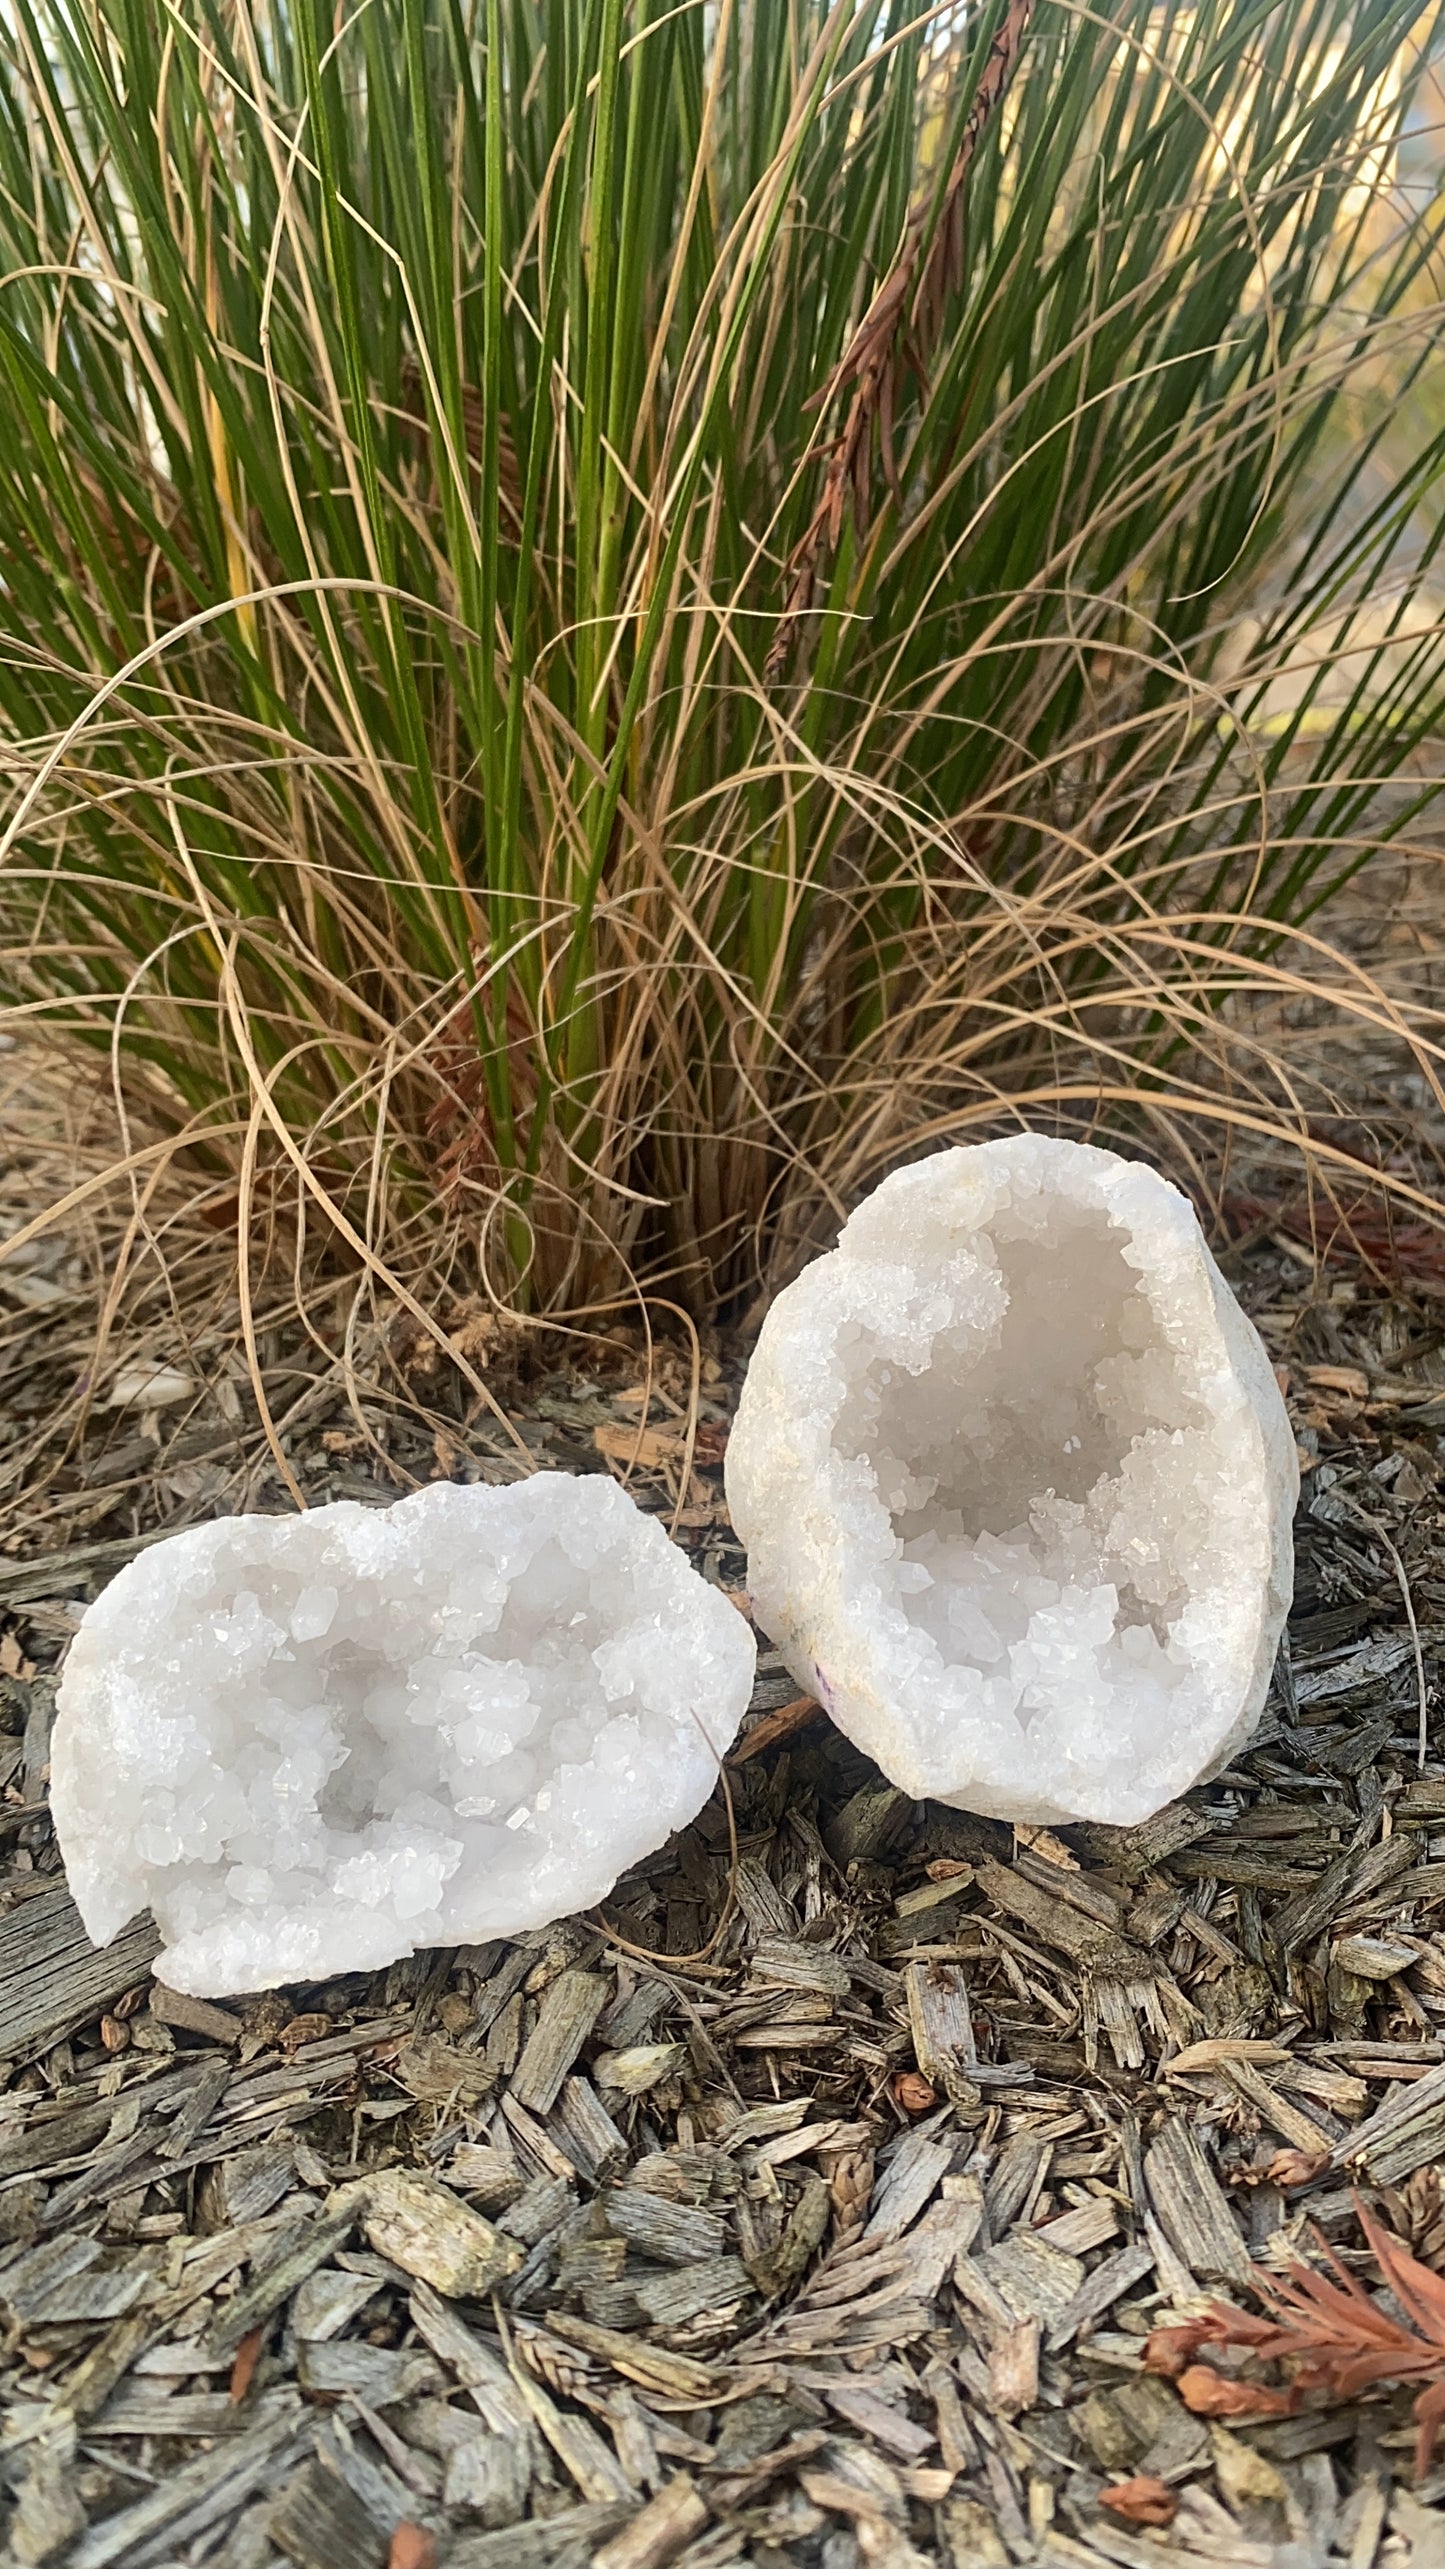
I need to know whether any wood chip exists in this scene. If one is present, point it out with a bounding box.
[905,1959,977,2095]
[271,2458,388,2569]
[511,1970,609,2115]
[591,2475,708,2569]
[540,2313,720,2401]
[346,2170,523,2299]
[1048,2241,1156,2350]
[1332,2054,1445,2184]
[0,1881,159,2058]
[1144,2122,1252,2288]
[605,2184,726,2265]
[988,2316,1041,2419]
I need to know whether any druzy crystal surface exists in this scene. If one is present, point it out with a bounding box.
[725,1136,1296,1826]
[52,1474,755,1995]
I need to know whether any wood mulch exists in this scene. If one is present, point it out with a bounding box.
[3,1245,1445,2569]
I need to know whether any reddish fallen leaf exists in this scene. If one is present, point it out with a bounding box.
[388,2529,437,2569]
[1176,2363,1298,2421]
[1143,2318,1220,2379]
[1099,2477,1178,2528]
[228,2326,264,2405]
[892,2070,936,2115]
[1147,2199,1445,2475]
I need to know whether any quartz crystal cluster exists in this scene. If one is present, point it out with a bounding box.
[725,1135,1296,1825]
[51,1474,755,1994]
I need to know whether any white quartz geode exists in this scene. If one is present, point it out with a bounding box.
[51,1474,755,1995]
[725,1136,1296,1826]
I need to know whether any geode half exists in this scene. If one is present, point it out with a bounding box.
[725,1136,1296,1826]
[52,1474,755,1994]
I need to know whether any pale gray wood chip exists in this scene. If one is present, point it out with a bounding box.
[822,2382,936,2460]
[343,2167,522,2299]
[270,2457,386,2569]
[449,2501,634,2569]
[199,2138,296,2226]
[54,2306,157,2424]
[631,2254,753,2329]
[312,2412,427,2539]
[0,1880,159,2058]
[295,2340,441,2406]
[292,2268,385,2343]
[1144,2208,1199,2307]
[1047,2239,1155,2349]
[976,1856,1148,1974]
[591,2474,709,2569]
[500,2087,578,2177]
[91,2387,299,2438]
[158,2059,232,2161]
[0,2093,115,2182]
[511,1968,609,2115]
[407,2283,528,2414]
[1035,2196,1119,2255]
[70,2408,309,2569]
[448,2139,526,2210]
[905,1960,976,2089]
[9,2439,86,2566]
[1144,2117,1253,2287]
[988,2314,1041,2419]
[200,2205,356,2362]
[975,2230,1085,2325]
[606,2184,727,2266]
[550,2073,627,2181]
[863,2131,952,2242]
[541,2310,721,2401]
[896,2191,983,2299]
[1332,2054,1445,2185]
[513,2360,637,2502]
[1224,2059,1335,2154]
[0,2232,160,2325]
[444,2426,531,2525]
[750,1937,852,1995]
[983,2131,1049,2235]
[499,2170,577,2246]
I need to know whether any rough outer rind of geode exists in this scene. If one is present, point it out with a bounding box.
[725,1136,1296,1826]
[52,1474,755,1995]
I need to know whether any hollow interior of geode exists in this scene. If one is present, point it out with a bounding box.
[126,1518,703,1943]
[833,1194,1219,1758]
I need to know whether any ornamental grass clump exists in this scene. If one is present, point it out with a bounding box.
[0,0,1443,1335]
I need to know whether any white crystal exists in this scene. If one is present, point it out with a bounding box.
[51,1474,755,1995]
[725,1136,1296,1826]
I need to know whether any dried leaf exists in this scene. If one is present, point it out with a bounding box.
[1098,2477,1178,2527]
[388,2529,438,2569]
[1176,2364,1297,2420]
[891,2072,936,2115]
[1147,2202,1445,2471]
[228,2324,264,2405]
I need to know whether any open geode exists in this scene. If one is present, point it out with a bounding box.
[725,1136,1296,1826]
[52,1474,755,1995]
